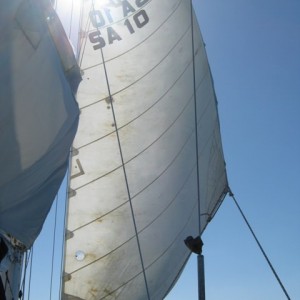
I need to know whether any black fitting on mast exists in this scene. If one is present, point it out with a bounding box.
[184,236,203,255]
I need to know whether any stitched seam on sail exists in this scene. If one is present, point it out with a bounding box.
[73,109,195,193]
[67,188,199,299]
[69,112,220,235]
[71,160,197,234]
[75,51,204,159]
[68,188,198,275]
[72,81,213,196]
[76,48,208,159]
[79,25,194,112]
[77,52,196,148]
[98,216,192,300]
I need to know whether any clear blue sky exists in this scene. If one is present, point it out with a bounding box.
[167,0,300,299]
[26,1,300,299]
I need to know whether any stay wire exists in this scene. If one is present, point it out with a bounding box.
[90,1,151,299]
[68,0,74,39]
[50,195,59,300]
[27,247,34,300]
[190,0,201,234]
[20,249,32,300]
[228,188,291,300]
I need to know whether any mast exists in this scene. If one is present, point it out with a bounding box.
[184,2,228,299]
[198,254,205,300]
[189,1,206,298]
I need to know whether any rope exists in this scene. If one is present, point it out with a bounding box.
[4,271,13,299]
[88,1,151,298]
[50,195,59,300]
[228,188,291,300]
[20,250,32,300]
[68,0,74,38]
[190,0,202,235]
[27,247,33,300]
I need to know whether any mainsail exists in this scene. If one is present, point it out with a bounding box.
[0,0,80,298]
[63,0,228,299]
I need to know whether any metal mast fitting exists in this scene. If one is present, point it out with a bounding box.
[184,236,205,300]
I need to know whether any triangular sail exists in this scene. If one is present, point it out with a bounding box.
[0,1,80,297]
[62,0,228,299]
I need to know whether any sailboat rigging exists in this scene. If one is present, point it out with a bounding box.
[2,0,229,299]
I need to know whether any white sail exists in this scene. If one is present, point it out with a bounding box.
[0,0,80,248]
[0,1,80,297]
[62,0,228,299]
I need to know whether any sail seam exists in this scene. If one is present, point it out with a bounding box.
[68,133,228,273]
[76,45,208,152]
[80,24,194,111]
[73,112,194,193]
[95,200,198,300]
[67,183,199,282]
[72,99,216,195]
[71,161,197,234]
[78,50,196,146]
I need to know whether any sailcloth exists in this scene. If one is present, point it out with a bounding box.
[0,0,80,248]
[63,0,228,299]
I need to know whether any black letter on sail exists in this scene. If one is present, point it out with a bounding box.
[122,0,136,17]
[89,31,106,49]
[107,27,122,44]
[135,0,149,7]
[90,10,106,28]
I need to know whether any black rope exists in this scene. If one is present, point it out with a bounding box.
[228,188,291,300]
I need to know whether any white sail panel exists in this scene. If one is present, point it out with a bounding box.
[0,0,80,248]
[63,0,227,299]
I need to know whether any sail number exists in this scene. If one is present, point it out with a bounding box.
[89,0,150,50]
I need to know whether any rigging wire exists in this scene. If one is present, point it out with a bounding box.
[19,251,27,300]
[27,247,34,300]
[88,1,151,298]
[20,249,32,300]
[228,188,291,300]
[50,195,59,300]
[68,0,74,39]
[190,0,202,235]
